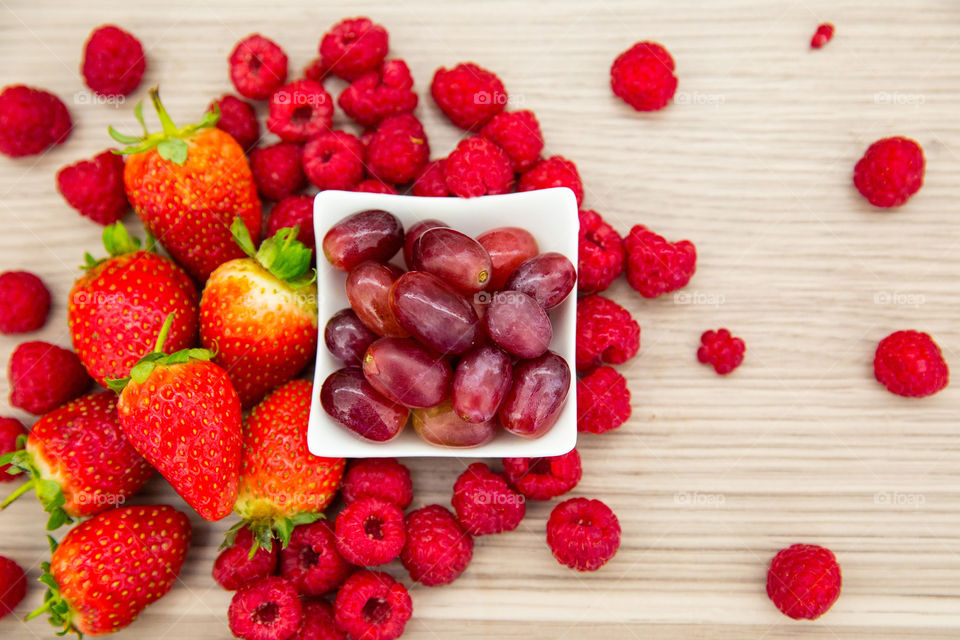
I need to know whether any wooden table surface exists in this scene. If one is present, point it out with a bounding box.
[2,0,960,638]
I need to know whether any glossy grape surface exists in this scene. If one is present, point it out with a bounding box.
[411,399,498,448]
[324,308,379,365]
[362,337,452,408]
[346,261,408,338]
[403,219,447,268]
[388,271,479,355]
[452,345,513,423]
[504,252,577,310]
[498,352,570,439]
[484,290,552,359]
[476,227,539,291]
[320,367,409,442]
[413,227,493,293]
[322,209,404,271]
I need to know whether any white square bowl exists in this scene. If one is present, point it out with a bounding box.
[308,187,579,458]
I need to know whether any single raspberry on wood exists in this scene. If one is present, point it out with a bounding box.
[547,498,621,572]
[610,41,677,112]
[853,136,924,208]
[338,59,418,127]
[320,17,389,81]
[577,366,631,434]
[0,85,72,158]
[210,95,260,151]
[578,209,625,294]
[412,159,450,197]
[213,525,279,591]
[56,150,128,225]
[502,450,582,500]
[228,576,303,640]
[443,136,514,198]
[766,543,841,620]
[0,417,27,481]
[82,25,146,96]
[249,142,305,201]
[697,329,746,375]
[280,520,352,596]
[267,79,333,143]
[0,556,26,620]
[518,155,584,206]
[431,62,507,130]
[365,114,430,184]
[401,504,473,586]
[452,462,526,535]
[341,458,413,509]
[874,330,949,398]
[810,23,835,49]
[0,271,51,334]
[229,34,288,100]
[8,341,92,415]
[266,195,315,251]
[623,224,696,299]
[302,130,365,191]
[335,497,407,567]
[576,295,640,371]
[480,110,544,172]
[334,570,411,640]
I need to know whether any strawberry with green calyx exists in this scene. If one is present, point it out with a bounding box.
[111,313,242,522]
[0,391,153,530]
[68,221,199,387]
[199,218,318,408]
[110,87,261,282]
[229,380,344,553]
[27,504,190,636]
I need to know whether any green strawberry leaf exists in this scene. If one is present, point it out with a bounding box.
[250,224,316,286]
[46,506,73,532]
[230,217,258,259]
[107,126,142,145]
[156,139,189,165]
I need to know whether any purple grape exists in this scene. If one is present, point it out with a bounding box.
[325,308,379,365]
[499,352,570,439]
[362,337,452,408]
[452,345,512,423]
[504,252,577,309]
[413,227,493,293]
[322,209,404,271]
[403,219,447,268]
[388,271,479,355]
[412,400,498,448]
[484,290,552,359]
[320,367,409,442]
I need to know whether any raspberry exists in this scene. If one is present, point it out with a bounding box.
[576,295,640,371]
[56,150,128,225]
[0,556,26,620]
[81,25,146,96]
[0,417,27,482]
[480,110,544,172]
[767,544,842,620]
[443,136,514,198]
[303,58,331,83]
[546,498,621,572]
[249,142,305,201]
[302,130,365,191]
[213,526,279,591]
[610,41,678,112]
[8,341,91,415]
[334,497,406,567]
[697,328,746,375]
[810,23,835,49]
[874,330,949,398]
[578,209,625,294]
[623,224,696,298]
[0,271,51,334]
[293,600,344,640]
[853,136,925,208]
[452,462,526,536]
[354,179,398,195]
[0,85,72,158]
[229,34,289,100]
[412,159,450,197]
[431,63,507,130]
[266,195,315,251]
[228,576,303,640]
[518,156,584,207]
[577,366,631,434]
[502,450,582,500]
[280,520,352,596]
[365,114,430,184]
[267,79,334,143]
[333,570,411,640]
[210,95,260,151]
[401,505,473,586]
[342,458,413,509]
[339,59,418,127]
[320,17,389,81]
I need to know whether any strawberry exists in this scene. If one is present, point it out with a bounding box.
[0,391,153,530]
[200,219,318,408]
[68,222,199,387]
[28,504,190,636]
[111,314,243,521]
[231,380,344,551]
[109,88,261,282]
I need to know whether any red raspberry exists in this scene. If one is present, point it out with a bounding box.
[697,328,746,375]
[610,41,677,112]
[280,520,352,596]
[0,85,72,158]
[302,130,365,191]
[365,114,430,184]
[623,224,696,299]
[546,498,621,572]
[412,159,450,197]
[452,462,526,536]
[339,59,418,128]
[229,34,289,100]
[577,366,631,434]
[56,150,128,226]
[578,209,625,294]
[443,136,514,198]
[210,95,260,151]
[853,136,924,208]
[874,330,949,398]
[0,556,26,620]
[333,570,411,640]
[480,110,544,172]
[0,417,27,481]
[213,525,279,591]
[576,295,640,371]
[8,341,91,415]
[767,543,842,620]
[320,17,389,81]
[267,79,334,143]
[810,23,835,49]
[502,450,582,500]
[228,576,303,640]
[401,505,473,586]
[249,142,305,201]
[353,179,397,195]
[81,25,145,96]
[303,58,331,83]
[431,62,507,130]
[266,195,315,251]
[0,271,51,334]
[335,497,406,567]
[517,155,584,207]
[293,600,344,640]
[342,458,413,509]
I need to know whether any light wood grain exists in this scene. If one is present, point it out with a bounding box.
[2,0,960,638]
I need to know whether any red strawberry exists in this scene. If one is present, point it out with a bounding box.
[29,504,190,636]
[0,391,152,529]
[68,222,199,387]
[112,314,243,521]
[110,88,261,281]
[200,219,318,408]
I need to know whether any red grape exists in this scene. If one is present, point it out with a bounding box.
[362,337,452,408]
[403,218,447,268]
[413,227,493,293]
[484,290,552,359]
[322,209,403,271]
[388,271,480,355]
[325,308,378,365]
[320,367,410,442]
[504,252,576,310]
[411,399,498,448]
[499,351,570,439]
[346,261,408,338]
[476,227,539,290]
[452,345,512,423]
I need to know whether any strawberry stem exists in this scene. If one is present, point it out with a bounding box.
[153,312,175,353]
[0,478,34,509]
[230,217,316,288]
